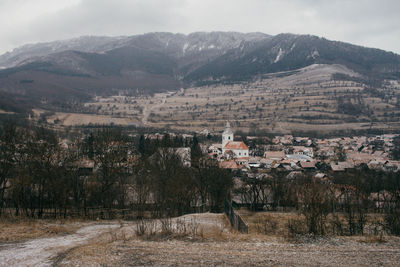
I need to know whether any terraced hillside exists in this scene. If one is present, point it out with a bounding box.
[44,64,400,133]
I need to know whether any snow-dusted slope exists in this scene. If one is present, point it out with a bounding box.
[0,32,270,69]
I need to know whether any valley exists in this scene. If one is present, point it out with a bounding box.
[0,32,399,134]
[43,64,400,134]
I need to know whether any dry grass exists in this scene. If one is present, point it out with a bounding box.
[238,209,301,236]
[0,219,79,242]
[238,210,388,241]
[55,242,114,266]
[358,234,387,244]
[59,234,400,266]
[4,213,397,266]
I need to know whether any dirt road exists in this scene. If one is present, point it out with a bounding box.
[141,91,176,125]
[0,223,119,267]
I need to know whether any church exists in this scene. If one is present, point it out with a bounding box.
[222,122,249,159]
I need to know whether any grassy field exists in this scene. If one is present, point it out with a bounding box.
[40,64,400,133]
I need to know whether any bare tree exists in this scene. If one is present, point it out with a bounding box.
[297,177,332,235]
[0,121,20,215]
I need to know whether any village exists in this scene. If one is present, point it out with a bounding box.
[203,122,400,173]
[125,121,399,212]
[2,110,400,267]
[139,121,400,174]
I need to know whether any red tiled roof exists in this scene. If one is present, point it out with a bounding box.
[219,160,239,169]
[264,151,285,159]
[223,141,248,150]
[300,161,316,169]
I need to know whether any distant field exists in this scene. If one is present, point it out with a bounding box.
[0,109,15,114]
[41,64,400,133]
[47,112,140,126]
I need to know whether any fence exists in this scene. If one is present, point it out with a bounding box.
[224,200,248,233]
[1,207,140,220]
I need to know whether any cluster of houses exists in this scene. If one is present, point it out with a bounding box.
[58,122,398,211]
[207,122,400,174]
[203,122,400,210]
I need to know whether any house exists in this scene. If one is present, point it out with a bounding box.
[75,158,95,175]
[300,161,316,169]
[273,135,293,145]
[286,154,313,162]
[315,173,327,179]
[174,147,192,167]
[208,144,222,154]
[384,161,400,172]
[316,146,335,157]
[219,160,240,169]
[264,151,286,160]
[293,146,314,157]
[346,152,375,164]
[221,122,249,159]
[330,161,354,172]
[248,157,262,168]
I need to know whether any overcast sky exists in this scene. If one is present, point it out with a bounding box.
[1,0,399,54]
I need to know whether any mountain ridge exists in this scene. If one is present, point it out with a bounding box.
[0,31,399,116]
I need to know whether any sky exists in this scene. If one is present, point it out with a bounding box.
[0,0,399,55]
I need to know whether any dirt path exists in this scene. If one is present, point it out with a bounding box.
[141,92,175,125]
[0,223,120,267]
[141,96,166,125]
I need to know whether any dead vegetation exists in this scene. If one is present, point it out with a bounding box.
[1,213,400,266]
[57,219,400,267]
[0,218,80,242]
[240,210,389,246]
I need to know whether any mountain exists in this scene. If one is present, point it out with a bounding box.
[0,32,269,70]
[0,36,131,69]
[185,34,400,83]
[0,31,399,114]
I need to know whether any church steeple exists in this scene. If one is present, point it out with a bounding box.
[222,121,233,147]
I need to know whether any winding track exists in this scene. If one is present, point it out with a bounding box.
[0,223,119,267]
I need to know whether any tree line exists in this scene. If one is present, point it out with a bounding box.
[235,168,400,236]
[0,121,232,219]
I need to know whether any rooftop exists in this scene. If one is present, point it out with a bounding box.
[224,141,248,150]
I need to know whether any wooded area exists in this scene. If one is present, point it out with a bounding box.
[0,120,232,219]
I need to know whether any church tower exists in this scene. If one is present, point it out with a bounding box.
[222,121,233,147]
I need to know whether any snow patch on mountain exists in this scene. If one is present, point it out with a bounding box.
[312,49,320,59]
[182,43,189,54]
[274,48,284,63]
